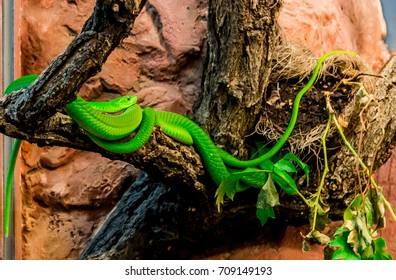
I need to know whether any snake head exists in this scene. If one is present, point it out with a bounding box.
[110,95,138,109]
[85,95,138,113]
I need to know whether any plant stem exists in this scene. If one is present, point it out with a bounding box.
[310,116,332,233]
[332,114,396,222]
[383,195,396,221]
[331,115,368,173]
[296,189,311,207]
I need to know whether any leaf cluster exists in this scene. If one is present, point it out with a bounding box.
[329,189,392,260]
[215,140,310,225]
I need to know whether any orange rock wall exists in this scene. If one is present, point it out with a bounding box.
[279,0,390,71]
[7,0,396,259]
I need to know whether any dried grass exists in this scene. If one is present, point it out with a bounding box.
[256,41,375,158]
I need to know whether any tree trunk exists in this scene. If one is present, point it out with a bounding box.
[194,0,281,159]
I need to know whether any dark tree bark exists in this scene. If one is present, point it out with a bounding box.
[1,0,396,259]
[0,0,206,190]
[2,0,146,130]
[194,0,281,159]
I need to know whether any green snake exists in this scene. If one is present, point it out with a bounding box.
[2,50,357,237]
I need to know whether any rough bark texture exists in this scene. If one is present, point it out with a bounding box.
[0,0,207,189]
[80,172,280,259]
[80,172,206,259]
[2,0,146,131]
[194,0,282,159]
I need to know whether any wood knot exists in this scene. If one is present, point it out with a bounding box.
[112,3,120,13]
[111,3,127,23]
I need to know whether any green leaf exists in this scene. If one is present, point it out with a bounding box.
[257,175,280,208]
[361,244,374,260]
[338,194,373,256]
[302,240,311,252]
[215,185,228,212]
[272,166,299,195]
[360,238,393,260]
[259,159,274,172]
[369,188,386,232]
[255,175,279,226]
[215,169,269,211]
[329,232,361,260]
[256,206,276,226]
[343,194,362,221]
[274,159,297,173]
[308,199,331,231]
[305,229,331,246]
[363,194,374,229]
[331,192,394,260]
[373,238,392,260]
[215,176,239,211]
[334,226,349,236]
[309,230,331,246]
[281,153,310,184]
[361,238,393,260]
[352,213,372,253]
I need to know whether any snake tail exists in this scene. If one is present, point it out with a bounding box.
[3,139,21,237]
[2,75,39,238]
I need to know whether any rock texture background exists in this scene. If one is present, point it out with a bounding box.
[5,0,395,259]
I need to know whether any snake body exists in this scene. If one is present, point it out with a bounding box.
[69,50,358,182]
[87,107,157,154]
[3,50,357,237]
[65,96,143,140]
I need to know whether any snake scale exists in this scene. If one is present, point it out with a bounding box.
[2,50,358,237]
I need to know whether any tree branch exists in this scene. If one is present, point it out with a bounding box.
[1,0,146,130]
[0,0,208,198]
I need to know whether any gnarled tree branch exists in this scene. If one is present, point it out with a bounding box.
[0,0,208,190]
[1,0,146,130]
